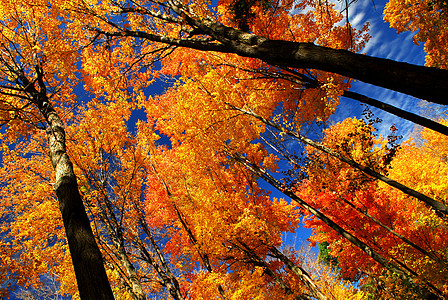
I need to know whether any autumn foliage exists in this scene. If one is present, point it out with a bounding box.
[384,0,448,69]
[0,0,447,299]
[299,118,448,298]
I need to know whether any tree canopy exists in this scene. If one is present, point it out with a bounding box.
[0,0,447,299]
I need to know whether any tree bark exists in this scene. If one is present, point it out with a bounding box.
[193,12,448,104]
[45,106,115,300]
[11,63,115,299]
[241,40,448,105]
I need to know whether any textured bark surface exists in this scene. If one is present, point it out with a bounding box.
[45,109,115,300]
[198,19,448,104]
[246,40,448,105]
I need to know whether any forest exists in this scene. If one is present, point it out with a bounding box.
[0,0,447,299]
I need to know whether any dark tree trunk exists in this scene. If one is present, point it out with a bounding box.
[245,40,448,105]
[45,108,115,300]
[13,64,115,299]
[198,18,448,104]
[103,9,448,104]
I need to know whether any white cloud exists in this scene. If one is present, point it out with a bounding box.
[350,12,366,28]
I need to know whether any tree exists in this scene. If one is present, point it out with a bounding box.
[298,118,448,299]
[0,99,190,299]
[1,0,448,299]
[132,1,446,294]
[73,0,448,104]
[73,0,448,222]
[3,92,338,299]
[0,3,114,299]
[68,0,448,140]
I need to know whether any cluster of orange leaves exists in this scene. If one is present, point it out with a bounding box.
[298,118,448,297]
[384,0,448,69]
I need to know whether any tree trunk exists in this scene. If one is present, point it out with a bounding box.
[102,6,448,104]
[45,107,115,300]
[242,40,448,105]
[196,16,448,104]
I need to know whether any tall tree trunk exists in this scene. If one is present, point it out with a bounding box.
[45,105,115,300]
[189,8,448,104]
[239,40,448,104]
[100,2,448,104]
